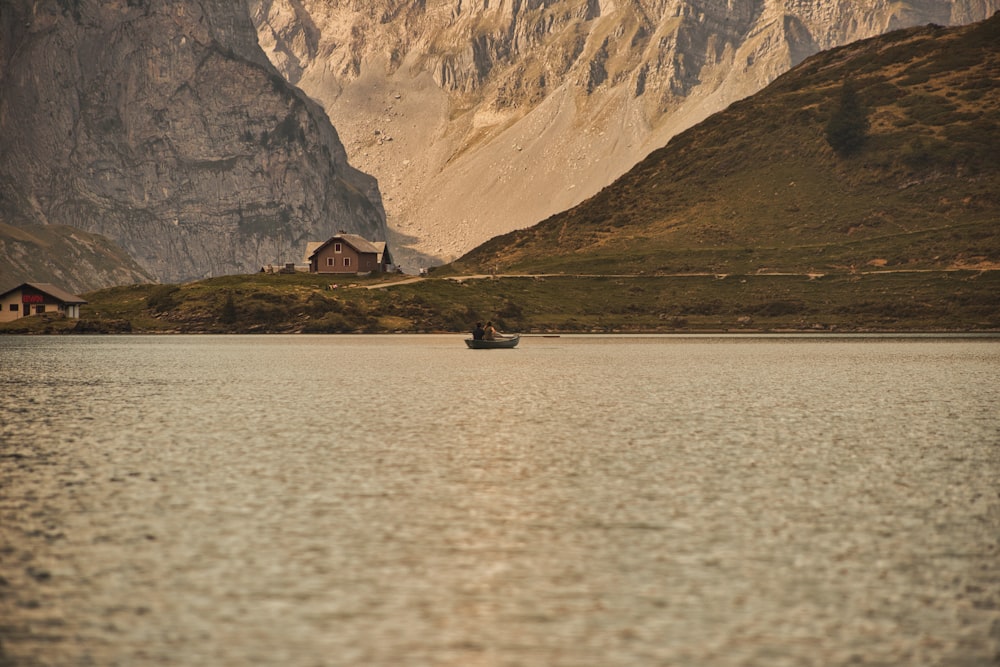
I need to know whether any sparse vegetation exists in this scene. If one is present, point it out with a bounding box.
[1,270,993,335]
[442,15,999,280]
[220,291,237,324]
[146,285,181,313]
[825,79,869,156]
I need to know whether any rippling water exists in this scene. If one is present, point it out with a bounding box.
[1,335,998,666]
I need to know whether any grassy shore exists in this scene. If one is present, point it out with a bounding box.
[3,269,998,335]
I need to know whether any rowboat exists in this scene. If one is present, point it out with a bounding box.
[465,334,520,349]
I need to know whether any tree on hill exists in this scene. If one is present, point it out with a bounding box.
[825,79,870,156]
[220,292,237,324]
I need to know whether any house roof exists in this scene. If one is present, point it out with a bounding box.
[303,241,324,264]
[371,241,392,265]
[308,233,383,259]
[0,282,87,304]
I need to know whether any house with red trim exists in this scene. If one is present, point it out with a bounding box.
[307,233,393,274]
[0,283,87,322]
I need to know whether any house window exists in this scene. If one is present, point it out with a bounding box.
[35,305,45,314]
[327,257,335,267]
[8,304,16,312]
[344,257,351,267]
[334,243,342,253]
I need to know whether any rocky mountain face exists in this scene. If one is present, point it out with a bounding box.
[447,14,1000,276]
[0,0,387,287]
[252,0,999,269]
[0,222,154,295]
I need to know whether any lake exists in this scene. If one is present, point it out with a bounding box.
[1,334,998,666]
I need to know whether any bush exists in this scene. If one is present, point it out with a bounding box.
[306,293,344,317]
[898,93,958,125]
[900,137,951,169]
[147,286,180,313]
[302,313,352,333]
[438,307,475,332]
[498,299,523,319]
[825,79,869,156]
[220,292,237,324]
[244,304,287,327]
[679,301,723,316]
[752,300,807,317]
[249,291,285,304]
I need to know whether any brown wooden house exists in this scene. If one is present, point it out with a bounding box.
[307,233,393,274]
[0,283,87,323]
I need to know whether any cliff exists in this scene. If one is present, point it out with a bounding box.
[0,0,387,287]
[251,0,999,267]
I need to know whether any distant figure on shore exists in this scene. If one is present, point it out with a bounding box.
[484,321,497,341]
[472,322,485,340]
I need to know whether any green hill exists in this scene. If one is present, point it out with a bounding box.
[443,15,999,277]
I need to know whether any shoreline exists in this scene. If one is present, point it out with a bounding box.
[3,325,1000,337]
[3,271,998,335]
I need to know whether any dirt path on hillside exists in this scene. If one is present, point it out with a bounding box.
[364,265,1000,289]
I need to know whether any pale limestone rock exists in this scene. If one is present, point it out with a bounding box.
[0,0,386,285]
[251,0,999,268]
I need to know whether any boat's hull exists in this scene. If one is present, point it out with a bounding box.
[465,335,520,349]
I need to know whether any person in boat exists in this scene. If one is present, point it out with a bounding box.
[484,321,497,341]
[472,322,485,340]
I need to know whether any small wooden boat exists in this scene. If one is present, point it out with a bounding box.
[465,334,520,349]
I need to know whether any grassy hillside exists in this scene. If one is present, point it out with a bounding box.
[0,222,153,293]
[442,16,999,277]
[2,269,996,334]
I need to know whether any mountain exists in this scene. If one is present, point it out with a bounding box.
[0,0,387,288]
[444,15,1000,276]
[251,0,999,269]
[0,222,153,295]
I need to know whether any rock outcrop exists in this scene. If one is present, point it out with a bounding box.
[252,0,999,267]
[0,222,153,295]
[0,0,386,286]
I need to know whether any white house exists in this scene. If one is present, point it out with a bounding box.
[0,283,87,322]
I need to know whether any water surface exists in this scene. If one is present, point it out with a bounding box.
[1,335,998,666]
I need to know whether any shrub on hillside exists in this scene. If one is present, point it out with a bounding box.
[302,313,352,333]
[825,79,870,156]
[220,292,237,324]
[147,285,180,313]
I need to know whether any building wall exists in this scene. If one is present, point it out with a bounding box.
[0,288,80,322]
[0,291,23,322]
[311,243,379,274]
[359,253,378,273]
